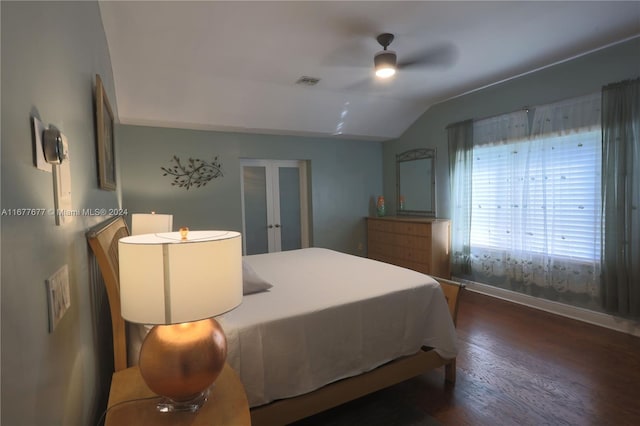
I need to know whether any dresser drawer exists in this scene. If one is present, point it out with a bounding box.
[390,221,431,237]
[397,246,430,266]
[367,217,450,278]
[394,234,430,250]
[368,219,431,237]
[368,242,431,269]
[367,219,431,237]
[367,219,394,233]
[368,231,429,249]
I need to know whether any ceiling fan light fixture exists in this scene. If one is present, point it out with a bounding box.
[374,50,397,78]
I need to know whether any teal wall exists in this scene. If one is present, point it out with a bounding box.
[1,2,119,425]
[118,125,383,255]
[383,37,640,218]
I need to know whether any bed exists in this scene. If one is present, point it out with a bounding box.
[87,216,463,426]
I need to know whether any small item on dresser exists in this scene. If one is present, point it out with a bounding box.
[376,196,386,217]
[399,195,405,211]
[179,226,189,240]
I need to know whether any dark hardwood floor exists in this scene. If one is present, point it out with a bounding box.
[407,290,640,425]
[296,290,640,426]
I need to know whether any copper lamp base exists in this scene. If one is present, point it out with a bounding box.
[138,318,227,412]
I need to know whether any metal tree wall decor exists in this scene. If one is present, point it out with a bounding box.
[161,155,223,190]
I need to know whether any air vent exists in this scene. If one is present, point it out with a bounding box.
[296,76,321,86]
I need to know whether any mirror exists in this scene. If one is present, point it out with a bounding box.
[396,148,436,217]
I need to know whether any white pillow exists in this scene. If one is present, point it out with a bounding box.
[242,260,273,295]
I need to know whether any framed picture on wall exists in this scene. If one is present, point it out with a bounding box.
[95,74,116,191]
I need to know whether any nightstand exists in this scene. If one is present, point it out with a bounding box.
[104,362,251,425]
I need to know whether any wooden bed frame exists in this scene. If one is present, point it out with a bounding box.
[87,216,464,426]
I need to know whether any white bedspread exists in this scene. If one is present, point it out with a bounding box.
[217,248,457,407]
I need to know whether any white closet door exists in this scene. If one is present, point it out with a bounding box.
[241,159,308,255]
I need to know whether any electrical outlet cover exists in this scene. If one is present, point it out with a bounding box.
[46,264,71,332]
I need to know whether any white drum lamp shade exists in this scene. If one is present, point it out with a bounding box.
[131,213,173,235]
[119,230,242,324]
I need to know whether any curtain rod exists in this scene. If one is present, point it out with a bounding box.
[446,89,602,130]
[446,107,529,129]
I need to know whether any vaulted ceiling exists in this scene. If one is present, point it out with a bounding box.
[99,1,640,141]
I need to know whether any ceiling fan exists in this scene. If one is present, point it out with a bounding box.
[374,33,398,78]
[372,32,457,79]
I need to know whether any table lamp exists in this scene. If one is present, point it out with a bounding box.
[131,212,173,235]
[118,229,242,412]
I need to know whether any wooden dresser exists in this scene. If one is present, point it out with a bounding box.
[367,216,451,279]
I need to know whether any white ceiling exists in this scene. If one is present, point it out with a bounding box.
[99,1,640,141]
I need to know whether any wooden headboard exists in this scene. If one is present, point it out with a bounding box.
[86,216,130,371]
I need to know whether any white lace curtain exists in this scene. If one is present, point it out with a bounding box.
[450,93,603,304]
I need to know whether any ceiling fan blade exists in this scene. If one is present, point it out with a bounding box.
[343,74,397,93]
[323,39,372,68]
[324,18,384,68]
[328,16,379,39]
[343,76,374,92]
[397,42,458,69]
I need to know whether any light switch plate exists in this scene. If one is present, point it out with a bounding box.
[46,264,71,332]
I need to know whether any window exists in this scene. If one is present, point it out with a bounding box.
[471,129,602,262]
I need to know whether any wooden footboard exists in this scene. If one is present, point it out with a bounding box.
[250,277,464,426]
[436,277,464,384]
[251,348,447,426]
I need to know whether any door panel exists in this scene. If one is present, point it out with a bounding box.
[242,166,269,255]
[278,167,302,251]
[241,160,308,255]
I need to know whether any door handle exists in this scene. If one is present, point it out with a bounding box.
[268,225,273,229]
[274,224,281,228]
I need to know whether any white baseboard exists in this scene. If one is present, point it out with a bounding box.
[460,279,640,338]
